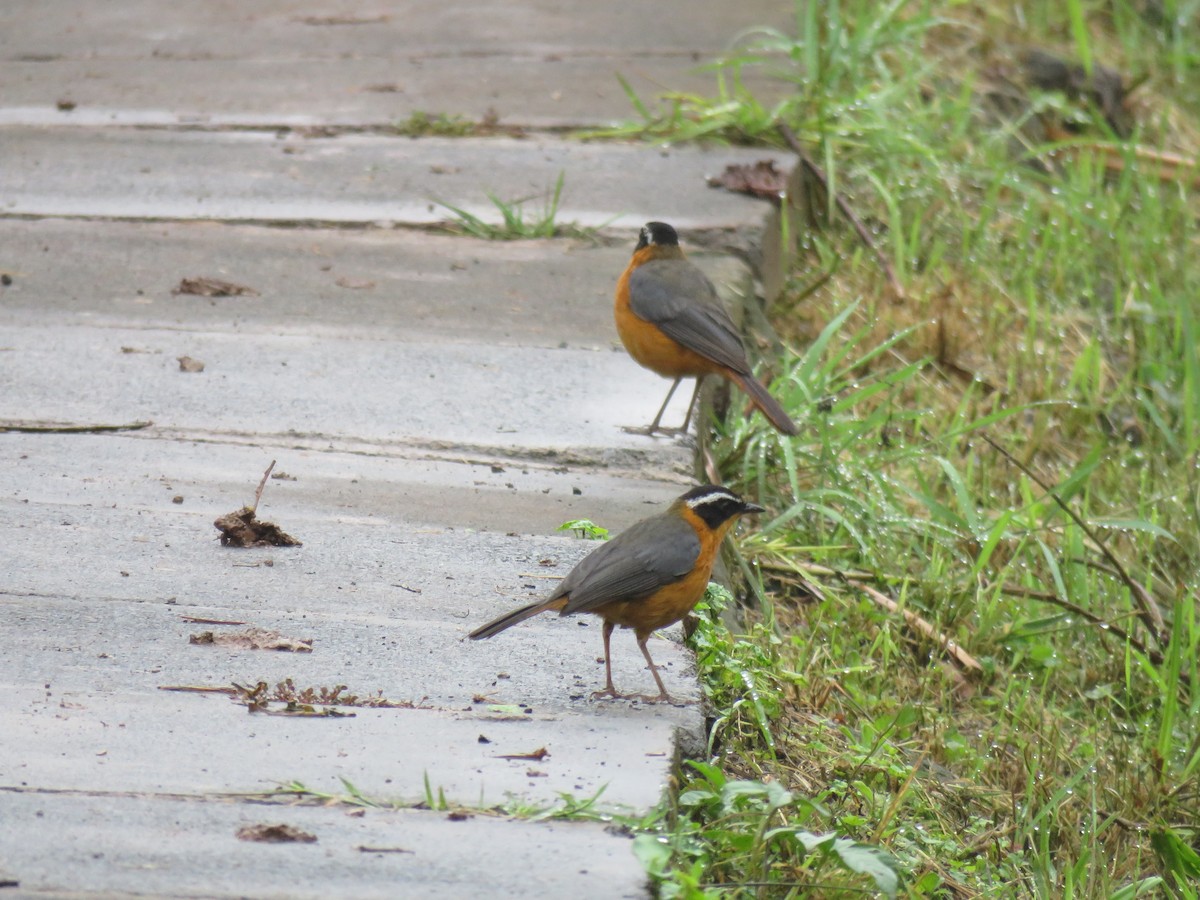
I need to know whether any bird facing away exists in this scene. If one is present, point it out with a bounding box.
[468,484,764,703]
[614,221,798,436]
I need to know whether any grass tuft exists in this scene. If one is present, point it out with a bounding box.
[610,1,1200,895]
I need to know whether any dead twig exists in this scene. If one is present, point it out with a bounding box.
[252,460,276,514]
[777,122,906,300]
[856,582,982,673]
[982,434,1166,645]
[0,419,152,434]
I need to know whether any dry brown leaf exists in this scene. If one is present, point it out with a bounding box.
[235,823,317,844]
[706,160,787,202]
[188,627,313,652]
[173,277,260,298]
[214,507,301,548]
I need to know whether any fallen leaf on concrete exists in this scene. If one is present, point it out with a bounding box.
[235,824,317,844]
[706,159,787,202]
[214,506,302,548]
[334,276,376,290]
[177,355,205,373]
[493,747,549,761]
[188,627,313,652]
[357,846,413,854]
[173,277,260,298]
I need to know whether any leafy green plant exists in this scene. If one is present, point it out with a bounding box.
[634,760,901,897]
[557,517,610,540]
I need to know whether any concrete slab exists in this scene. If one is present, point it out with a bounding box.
[1,683,692,808]
[0,791,648,899]
[0,127,787,230]
[0,0,793,127]
[0,57,783,131]
[0,1,788,891]
[0,318,697,453]
[0,219,742,349]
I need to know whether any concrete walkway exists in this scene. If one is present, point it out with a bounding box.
[0,3,789,896]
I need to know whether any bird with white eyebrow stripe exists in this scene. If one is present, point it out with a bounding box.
[469,484,763,703]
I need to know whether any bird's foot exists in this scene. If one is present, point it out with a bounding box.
[620,424,692,439]
[589,687,627,702]
[589,687,690,705]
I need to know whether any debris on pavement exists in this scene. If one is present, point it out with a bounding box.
[235,823,317,844]
[173,276,260,298]
[334,275,376,290]
[180,615,248,626]
[706,159,787,203]
[158,678,429,712]
[214,460,302,548]
[188,627,313,652]
[0,419,152,434]
[493,747,549,761]
[177,355,205,372]
[214,507,300,547]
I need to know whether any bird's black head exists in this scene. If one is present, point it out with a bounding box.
[679,484,765,530]
[635,221,680,252]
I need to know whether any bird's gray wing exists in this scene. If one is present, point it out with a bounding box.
[628,259,750,374]
[553,513,700,615]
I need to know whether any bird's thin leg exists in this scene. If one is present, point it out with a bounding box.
[648,377,682,433]
[632,633,675,704]
[678,377,703,434]
[589,621,622,701]
[624,377,698,437]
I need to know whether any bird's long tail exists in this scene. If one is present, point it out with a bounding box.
[468,598,567,640]
[730,371,799,436]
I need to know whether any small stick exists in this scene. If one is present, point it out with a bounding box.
[981,434,1166,645]
[856,582,982,672]
[252,460,276,513]
[777,122,905,300]
[1,420,153,434]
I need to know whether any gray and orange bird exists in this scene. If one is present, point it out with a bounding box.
[469,484,763,703]
[614,221,798,436]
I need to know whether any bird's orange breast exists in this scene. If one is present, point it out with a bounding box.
[615,254,725,379]
[589,505,735,637]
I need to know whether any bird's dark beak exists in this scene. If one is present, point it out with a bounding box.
[741,501,766,515]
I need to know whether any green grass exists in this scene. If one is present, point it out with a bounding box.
[434,170,603,240]
[392,110,477,138]
[601,1,1200,896]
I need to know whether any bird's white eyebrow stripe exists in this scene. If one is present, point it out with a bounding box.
[686,490,737,509]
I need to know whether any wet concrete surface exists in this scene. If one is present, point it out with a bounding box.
[0,0,791,128]
[0,0,788,895]
[1,127,786,230]
[0,791,646,899]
